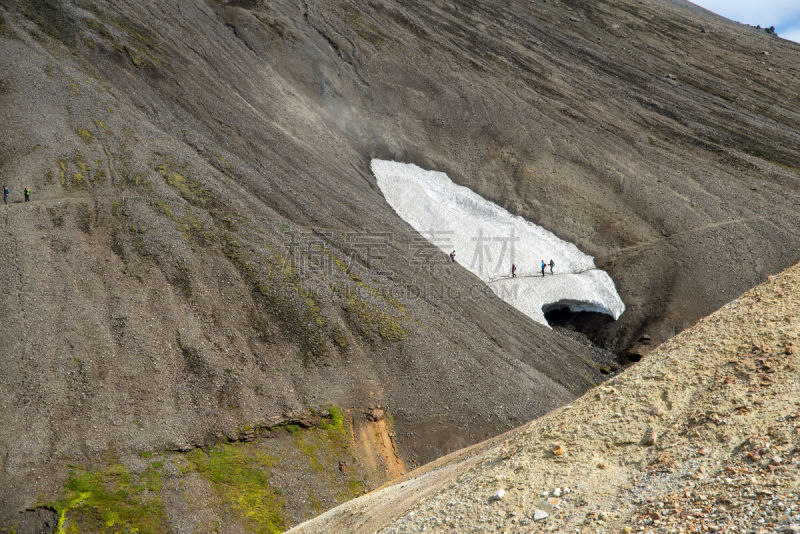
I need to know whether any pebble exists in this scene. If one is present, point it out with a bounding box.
[641,426,656,446]
[533,509,548,521]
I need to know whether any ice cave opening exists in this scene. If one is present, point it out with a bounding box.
[371,159,625,331]
[541,300,615,337]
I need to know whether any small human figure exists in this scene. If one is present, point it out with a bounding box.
[549,259,555,274]
[450,250,456,263]
[511,263,516,278]
[541,259,546,277]
[2,186,8,205]
[24,187,30,202]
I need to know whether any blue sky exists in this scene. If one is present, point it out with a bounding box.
[689,1,800,43]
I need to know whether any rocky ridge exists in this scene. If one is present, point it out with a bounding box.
[292,259,800,533]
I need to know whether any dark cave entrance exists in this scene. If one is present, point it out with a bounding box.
[542,301,619,374]
[542,302,614,336]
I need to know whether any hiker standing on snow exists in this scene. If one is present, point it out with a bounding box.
[3,186,8,205]
[549,259,555,274]
[24,187,30,202]
[541,259,546,277]
[450,250,456,263]
[512,263,516,278]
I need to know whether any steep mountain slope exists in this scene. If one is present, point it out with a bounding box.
[0,0,799,530]
[291,259,800,533]
[0,1,603,528]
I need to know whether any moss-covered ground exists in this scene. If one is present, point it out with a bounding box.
[46,459,166,534]
[179,405,363,531]
[38,405,364,532]
[185,445,285,534]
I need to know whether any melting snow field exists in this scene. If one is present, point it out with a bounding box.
[371,159,625,326]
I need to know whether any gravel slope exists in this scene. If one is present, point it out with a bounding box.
[294,259,800,533]
[2,0,800,527]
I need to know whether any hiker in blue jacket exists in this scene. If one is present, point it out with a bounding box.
[541,259,546,277]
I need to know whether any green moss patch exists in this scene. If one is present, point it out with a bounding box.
[0,12,17,40]
[83,17,123,53]
[186,444,285,534]
[176,208,215,246]
[222,234,329,361]
[12,0,78,43]
[47,461,166,534]
[323,246,409,343]
[345,292,407,342]
[342,5,387,46]
[288,405,363,503]
[92,118,113,135]
[155,162,215,209]
[321,404,346,438]
[76,126,93,144]
[82,12,161,67]
[55,152,104,190]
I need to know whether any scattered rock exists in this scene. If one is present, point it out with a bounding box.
[490,489,505,501]
[552,444,567,456]
[533,509,549,521]
[366,407,386,422]
[15,508,58,534]
[544,497,561,510]
[640,426,656,446]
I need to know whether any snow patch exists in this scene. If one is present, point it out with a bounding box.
[371,159,625,326]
